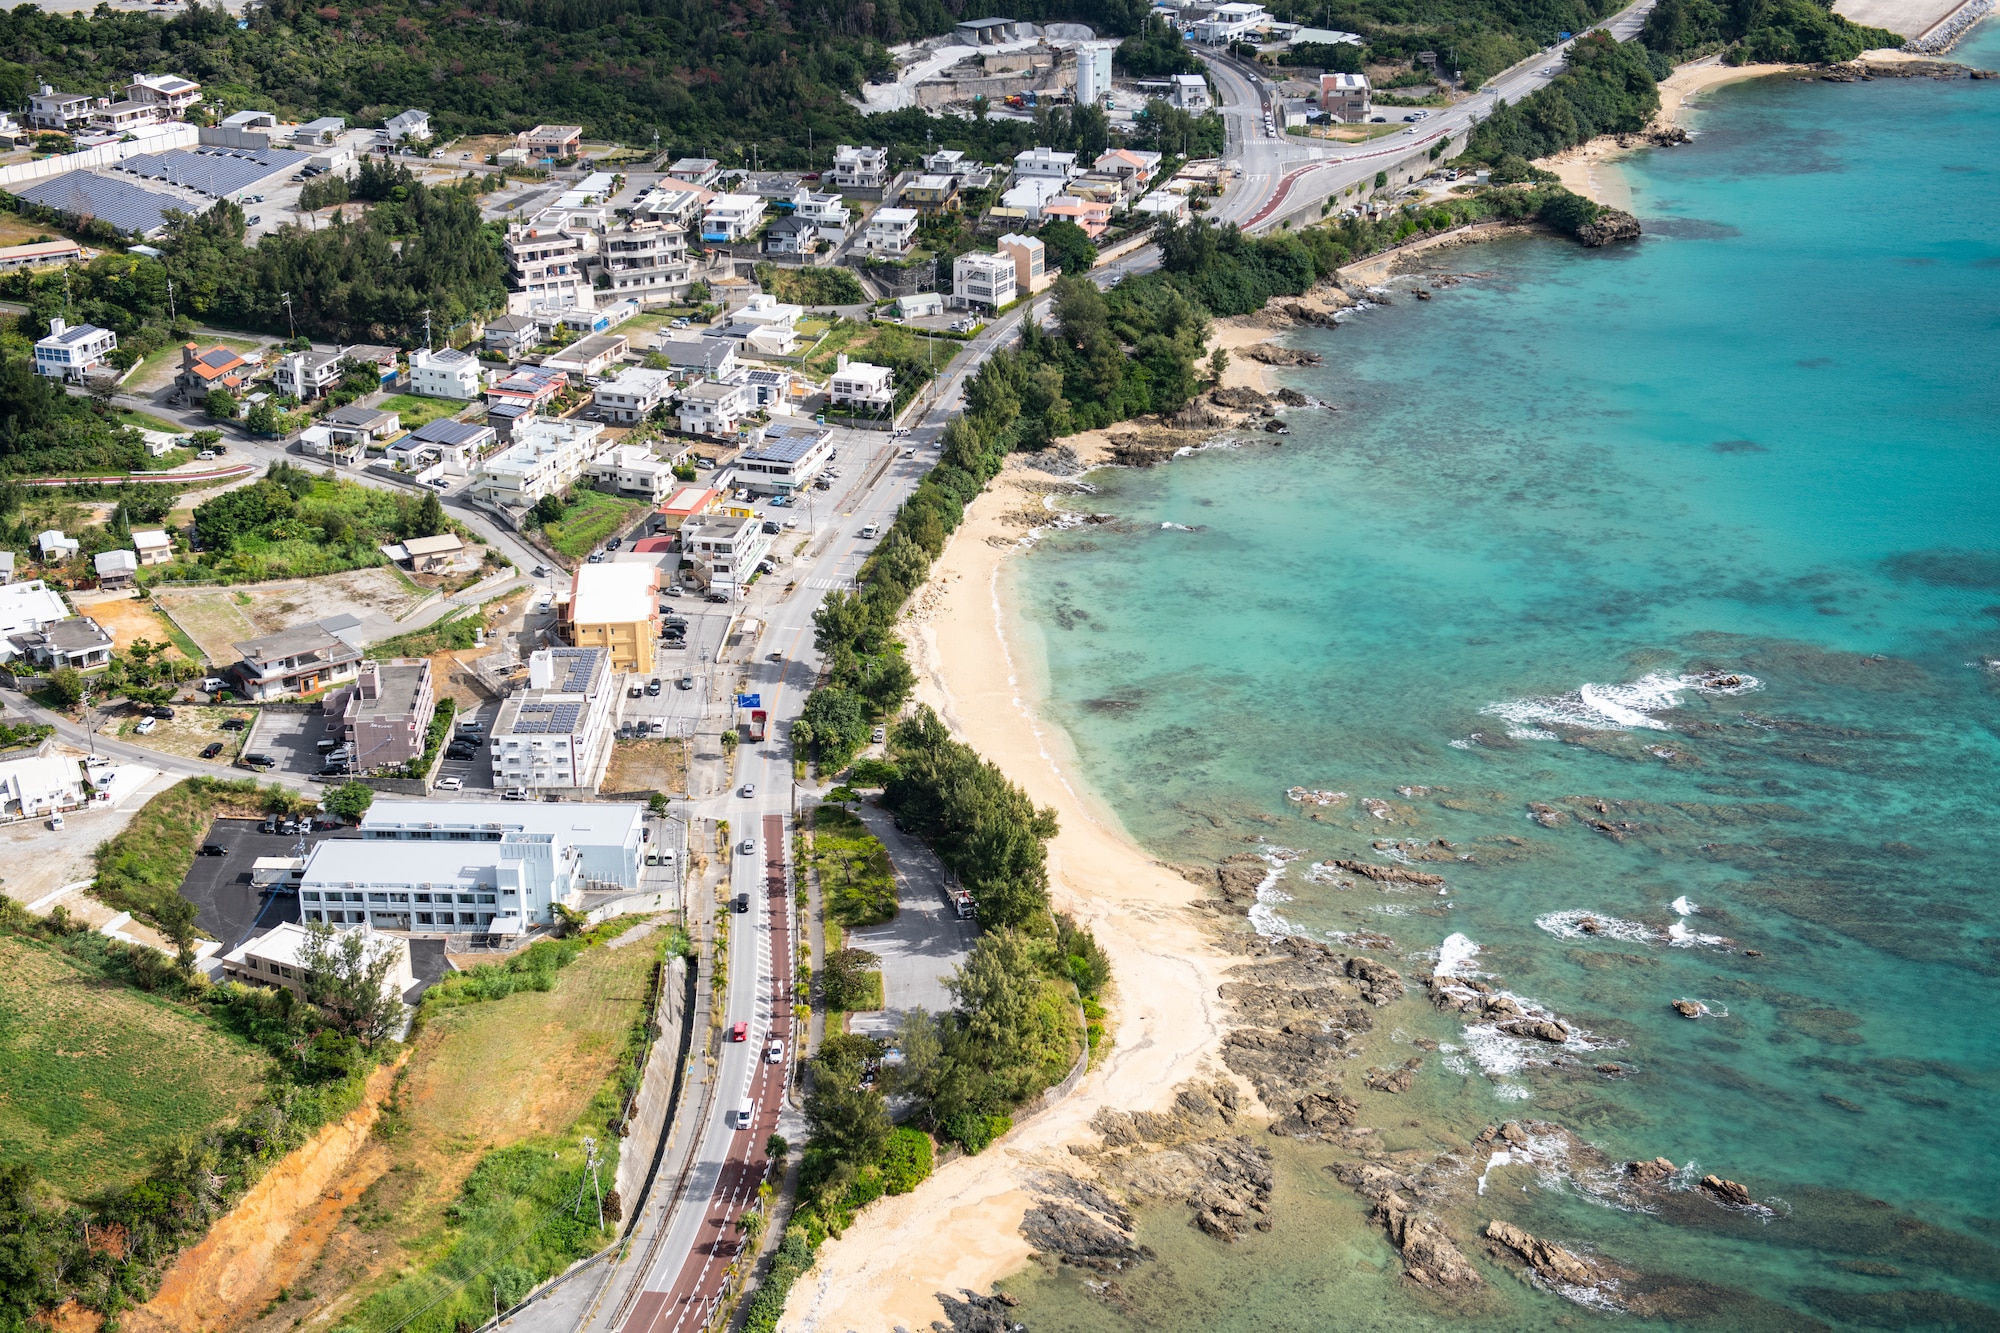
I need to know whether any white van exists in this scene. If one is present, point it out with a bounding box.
[732,1102,754,1131]
[860,523,878,540]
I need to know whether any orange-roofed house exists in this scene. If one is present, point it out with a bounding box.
[174,343,252,399]
[1041,196,1112,238]
[657,486,720,530]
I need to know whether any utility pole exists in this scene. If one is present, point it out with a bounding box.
[421,307,433,353]
[280,291,295,341]
[165,277,175,325]
[583,1136,604,1230]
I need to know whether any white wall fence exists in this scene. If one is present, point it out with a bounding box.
[0,126,202,191]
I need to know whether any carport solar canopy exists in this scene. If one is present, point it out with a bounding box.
[114,145,307,197]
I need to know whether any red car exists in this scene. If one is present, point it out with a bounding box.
[730,1021,748,1043]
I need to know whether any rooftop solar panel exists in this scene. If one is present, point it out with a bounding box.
[113,145,307,198]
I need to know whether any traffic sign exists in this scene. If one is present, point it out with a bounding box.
[736,694,762,709]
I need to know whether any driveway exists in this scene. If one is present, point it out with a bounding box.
[842,801,977,1038]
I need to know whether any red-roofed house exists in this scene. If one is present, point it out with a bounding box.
[174,342,253,398]
[657,486,720,530]
[1042,196,1112,238]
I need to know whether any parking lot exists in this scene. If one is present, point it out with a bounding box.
[177,816,361,951]
[433,698,502,793]
[239,708,338,782]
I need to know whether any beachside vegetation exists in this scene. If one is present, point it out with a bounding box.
[808,805,899,928]
[1463,31,1660,164]
[1641,0,1898,64]
[0,894,389,1326]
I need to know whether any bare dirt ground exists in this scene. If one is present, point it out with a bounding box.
[109,704,253,763]
[155,568,425,663]
[603,737,688,794]
[68,591,191,657]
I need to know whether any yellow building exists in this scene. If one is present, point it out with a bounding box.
[564,564,659,674]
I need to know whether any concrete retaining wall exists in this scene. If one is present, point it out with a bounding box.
[0,126,201,189]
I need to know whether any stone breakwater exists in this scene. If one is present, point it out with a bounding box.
[1901,2,1996,54]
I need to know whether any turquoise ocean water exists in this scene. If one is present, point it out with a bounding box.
[1000,30,2000,1332]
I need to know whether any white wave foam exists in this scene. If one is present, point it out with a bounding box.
[1667,920,1732,949]
[1437,932,1481,977]
[1247,848,1306,938]
[1535,909,1662,944]
[1672,895,1697,916]
[1159,521,1196,531]
[1480,669,1764,738]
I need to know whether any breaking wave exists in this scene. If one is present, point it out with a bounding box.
[1480,670,1763,740]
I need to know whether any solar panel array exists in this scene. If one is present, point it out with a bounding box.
[745,428,825,464]
[515,701,583,734]
[114,145,307,198]
[551,648,600,693]
[15,171,196,236]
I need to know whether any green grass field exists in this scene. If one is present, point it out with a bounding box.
[810,805,898,928]
[540,490,647,559]
[114,408,192,436]
[0,933,274,1199]
[377,393,471,431]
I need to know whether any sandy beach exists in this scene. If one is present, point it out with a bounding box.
[1543,57,1805,206]
[782,432,1245,1333]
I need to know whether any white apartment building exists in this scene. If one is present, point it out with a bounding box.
[830,144,889,190]
[593,366,674,424]
[700,194,766,244]
[828,356,894,412]
[681,513,774,588]
[0,754,84,821]
[28,84,93,131]
[585,443,677,501]
[997,176,1065,221]
[505,220,588,310]
[221,921,415,998]
[406,347,483,399]
[1191,2,1268,42]
[734,422,834,496]
[1014,147,1079,179]
[302,799,647,933]
[953,251,1018,312]
[274,347,345,401]
[863,207,919,256]
[33,319,117,381]
[677,378,753,437]
[488,647,616,795]
[638,183,711,228]
[472,417,607,509]
[996,232,1050,292]
[383,108,430,142]
[599,219,691,302]
[735,293,804,330]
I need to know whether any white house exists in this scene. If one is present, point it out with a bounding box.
[33,319,117,381]
[996,176,1066,222]
[93,549,139,589]
[1136,192,1190,221]
[735,293,804,330]
[863,207,919,256]
[828,356,894,413]
[1191,2,1268,42]
[0,754,85,821]
[35,531,80,561]
[406,347,483,399]
[472,418,607,509]
[273,347,346,401]
[1014,147,1079,179]
[132,530,173,566]
[127,73,202,116]
[953,251,1017,312]
[653,334,739,382]
[793,192,850,232]
[585,443,677,501]
[1170,72,1213,110]
[701,194,766,244]
[734,422,834,496]
[830,144,889,190]
[593,366,674,424]
[383,108,430,142]
[677,378,754,437]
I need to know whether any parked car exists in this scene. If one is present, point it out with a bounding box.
[243,753,275,768]
[134,717,157,735]
[627,684,643,698]
[47,813,63,830]
[872,726,886,743]
[435,776,463,791]
[147,706,175,719]
[503,786,529,801]
[587,552,604,563]
[533,565,549,577]
[201,742,224,759]
[606,536,622,551]
[199,843,228,856]
[313,765,347,779]
[705,592,728,603]
[221,716,247,730]
[677,676,694,690]
[646,678,662,695]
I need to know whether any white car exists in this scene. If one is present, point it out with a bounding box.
[739,838,756,855]
[435,777,463,791]
[740,783,756,798]
[134,717,157,735]
[765,1039,785,1065]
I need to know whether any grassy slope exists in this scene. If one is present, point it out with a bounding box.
[540,490,647,560]
[0,933,274,1198]
[327,934,659,1330]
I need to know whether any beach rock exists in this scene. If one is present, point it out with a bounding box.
[1485,1219,1597,1286]
[1365,1058,1422,1094]
[1626,1156,1677,1185]
[1242,339,1327,365]
[1270,300,1345,328]
[1274,387,1310,406]
[1672,999,1704,1019]
[1699,1175,1755,1207]
[1576,209,1642,247]
[1498,1017,1571,1043]
[1271,1089,1361,1139]
[1209,385,1271,410]
[1345,954,1406,1006]
[1213,853,1269,913]
[1380,1196,1484,1292]
[1333,859,1446,887]
[932,1290,1021,1333]
[1482,995,1523,1018]
[1648,125,1691,145]
[1165,402,1228,431]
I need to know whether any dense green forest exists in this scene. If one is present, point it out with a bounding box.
[0,357,170,476]
[1639,0,1899,63]
[1462,31,1660,165]
[1254,0,1626,85]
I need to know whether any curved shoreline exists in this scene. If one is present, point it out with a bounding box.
[783,436,1242,1333]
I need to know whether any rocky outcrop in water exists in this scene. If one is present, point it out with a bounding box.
[1080,1082,1276,1242]
[1365,1058,1423,1093]
[1484,1219,1598,1286]
[1242,340,1327,365]
[933,1288,1023,1333]
[1333,1161,1484,1293]
[1209,385,1271,411]
[1627,1156,1678,1185]
[1270,1089,1360,1139]
[1346,954,1406,1006]
[1332,859,1446,887]
[1576,209,1641,247]
[1498,1017,1571,1043]
[1273,387,1311,406]
[1699,1174,1755,1207]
